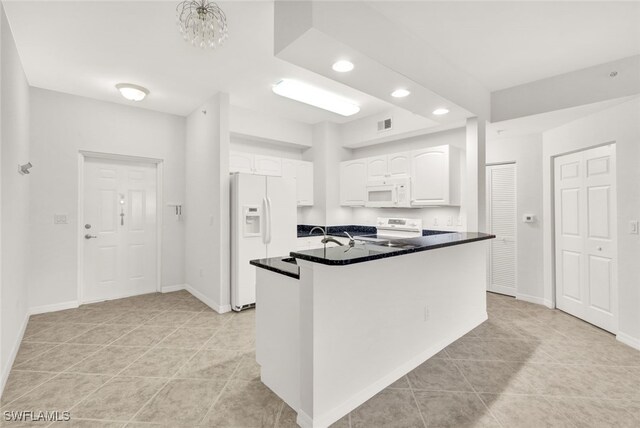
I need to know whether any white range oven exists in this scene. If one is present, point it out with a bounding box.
[365,177,411,208]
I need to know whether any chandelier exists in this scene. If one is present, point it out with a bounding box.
[176,0,228,49]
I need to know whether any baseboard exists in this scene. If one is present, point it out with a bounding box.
[161,284,186,293]
[617,331,640,351]
[306,311,488,428]
[516,293,553,308]
[1,311,30,401]
[28,300,79,316]
[184,284,232,314]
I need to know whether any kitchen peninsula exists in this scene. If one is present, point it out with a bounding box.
[251,229,494,428]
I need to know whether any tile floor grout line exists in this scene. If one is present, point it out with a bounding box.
[124,308,237,426]
[67,313,200,420]
[405,374,429,428]
[195,314,254,427]
[448,358,506,428]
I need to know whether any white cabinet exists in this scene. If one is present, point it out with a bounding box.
[230,152,282,176]
[367,156,388,181]
[277,158,314,207]
[340,160,367,206]
[254,155,282,176]
[410,145,460,206]
[296,161,314,206]
[230,152,254,174]
[366,153,410,181]
[388,152,411,178]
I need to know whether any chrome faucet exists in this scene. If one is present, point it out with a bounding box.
[309,226,344,246]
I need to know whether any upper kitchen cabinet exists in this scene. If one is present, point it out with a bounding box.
[230,152,282,176]
[254,155,282,176]
[295,161,314,206]
[387,152,411,178]
[410,145,461,206]
[340,159,367,206]
[230,151,254,174]
[281,158,314,207]
[366,153,411,181]
[367,156,388,181]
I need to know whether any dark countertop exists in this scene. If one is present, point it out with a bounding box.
[250,232,495,276]
[250,257,300,280]
[290,232,495,266]
[297,224,452,238]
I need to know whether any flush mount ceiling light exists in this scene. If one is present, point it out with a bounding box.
[272,79,361,117]
[177,0,228,49]
[332,60,354,72]
[433,108,450,115]
[116,83,149,102]
[391,89,411,98]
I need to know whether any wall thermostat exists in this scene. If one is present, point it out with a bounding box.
[523,214,535,223]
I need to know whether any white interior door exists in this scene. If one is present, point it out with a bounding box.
[83,158,158,303]
[486,163,517,296]
[554,144,617,333]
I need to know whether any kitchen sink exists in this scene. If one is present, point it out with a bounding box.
[281,257,297,265]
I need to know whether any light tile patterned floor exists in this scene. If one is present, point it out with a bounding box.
[1,291,639,427]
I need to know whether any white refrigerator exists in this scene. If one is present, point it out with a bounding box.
[231,173,297,311]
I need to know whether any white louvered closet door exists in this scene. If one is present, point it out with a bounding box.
[486,164,517,296]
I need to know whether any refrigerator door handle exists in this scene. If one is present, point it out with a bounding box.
[265,197,272,245]
[261,197,268,245]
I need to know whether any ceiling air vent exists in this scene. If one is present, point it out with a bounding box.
[377,117,393,132]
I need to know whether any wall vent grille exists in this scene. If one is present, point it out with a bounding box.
[377,117,393,132]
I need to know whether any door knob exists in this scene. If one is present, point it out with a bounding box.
[85,234,97,240]
[596,246,602,251]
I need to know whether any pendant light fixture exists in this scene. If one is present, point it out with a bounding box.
[177,0,228,49]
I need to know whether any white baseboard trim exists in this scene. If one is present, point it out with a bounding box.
[301,312,488,428]
[516,293,553,308]
[29,300,79,316]
[161,284,186,293]
[184,284,232,314]
[1,312,30,400]
[617,331,640,351]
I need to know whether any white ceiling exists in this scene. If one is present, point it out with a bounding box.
[2,1,392,122]
[4,1,639,123]
[369,1,640,91]
[487,95,638,140]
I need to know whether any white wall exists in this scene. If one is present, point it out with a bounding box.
[348,128,467,231]
[229,105,312,148]
[298,122,352,226]
[28,88,186,309]
[184,93,231,313]
[486,134,544,303]
[492,55,640,122]
[0,5,31,392]
[231,135,303,160]
[542,97,640,347]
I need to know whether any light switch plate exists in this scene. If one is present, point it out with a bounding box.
[630,220,639,235]
[54,214,68,224]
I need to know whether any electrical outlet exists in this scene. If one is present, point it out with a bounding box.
[424,305,430,321]
[433,218,439,226]
[199,268,204,277]
[447,216,453,226]
[54,214,68,224]
[630,220,639,235]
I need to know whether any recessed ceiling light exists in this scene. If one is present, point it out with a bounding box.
[391,89,410,98]
[432,108,449,115]
[116,83,149,101]
[272,79,360,117]
[332,60,354,73]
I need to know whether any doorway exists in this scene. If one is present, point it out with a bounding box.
[81,156,159,303]
[486,163,517,296]
[554,144,617,333]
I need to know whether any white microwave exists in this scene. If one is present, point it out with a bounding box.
[365,177,411,208]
